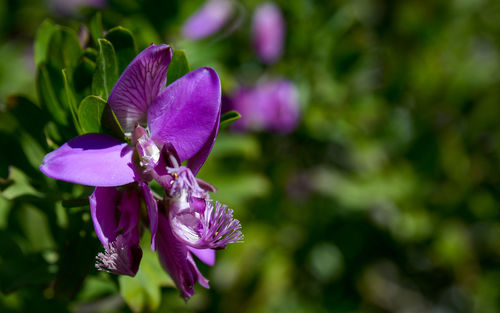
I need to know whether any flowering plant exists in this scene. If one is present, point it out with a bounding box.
[34,21,242,302]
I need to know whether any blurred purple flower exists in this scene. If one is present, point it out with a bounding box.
[48,0,106,15]
[40,45,223,283]
[252,2,285,64]
[228,79,300,134]
[182,0,234,40]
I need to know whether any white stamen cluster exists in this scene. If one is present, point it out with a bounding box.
[95,236,135,276]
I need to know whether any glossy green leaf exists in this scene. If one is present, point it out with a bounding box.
[105,26,137,74]
[62,69,83,134]
[34,19,56,67]
[220,110,241,128]
[36,63,67,126]
[119,234,173,313]
[78,95,106,134]
[47,26,82,75]
[166,49,190,85]
[92,39,118,100]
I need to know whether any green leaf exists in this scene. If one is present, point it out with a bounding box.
[73,56,96,102]
[220,110,241,128]
[119,234,173,313]
[78,95,106,133]
[62,69,83,134]
[19,132,46,170]
[47,26,82,75]
[2,167,42,200]
[101,103,125,139]
[89,11,103,46]
[92,39,118,100]
[166,49,190,85]
[34,19,56,67]
[36,63,67,126]
[83,47,98,63]
[105,26,137,74]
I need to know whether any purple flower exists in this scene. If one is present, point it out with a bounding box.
[182,0,234,40]
[228,79,300,134]
[166,166,243,249]
[40,44,243,299]
[252,2,286,64]
[40,45,222,278]
[49,0,107,15]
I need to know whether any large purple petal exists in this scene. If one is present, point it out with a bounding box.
[156,214,209,300]
[187,106,220,175]
[139,182,158,250]
[108,44,173,133]
[148,67,221,162]
[188,247,216,266]
[40,134,135,187]
[182,0,234,40]
[90,186,121,246]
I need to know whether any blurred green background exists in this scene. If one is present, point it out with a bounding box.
[2,0,500,312]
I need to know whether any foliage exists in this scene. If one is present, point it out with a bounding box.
[2,0,500,313]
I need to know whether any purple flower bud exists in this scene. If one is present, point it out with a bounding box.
[182,0,234,40]
[252,2,285,64]
[230,79,300,133]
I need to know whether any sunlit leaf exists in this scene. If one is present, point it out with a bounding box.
[92,39,118,100]
[78,95,106,134]
[62,69,83,134]
[105,26,137,74]
[167,48,190,85]
[220,110,241,128]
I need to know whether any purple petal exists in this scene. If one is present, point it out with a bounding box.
[40,134,135,187]
[182,0,233,40]
[156,214,209,300]
[231,79,300,133]
[108,44,173,133]
[187,106,220,175]
[91,186,143,277]
[188,247,215,266]
[252,2,285,64]
[148,67,221,162]
[267,80,300,133]
[139,182,158,250]
[90,187,121,246]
